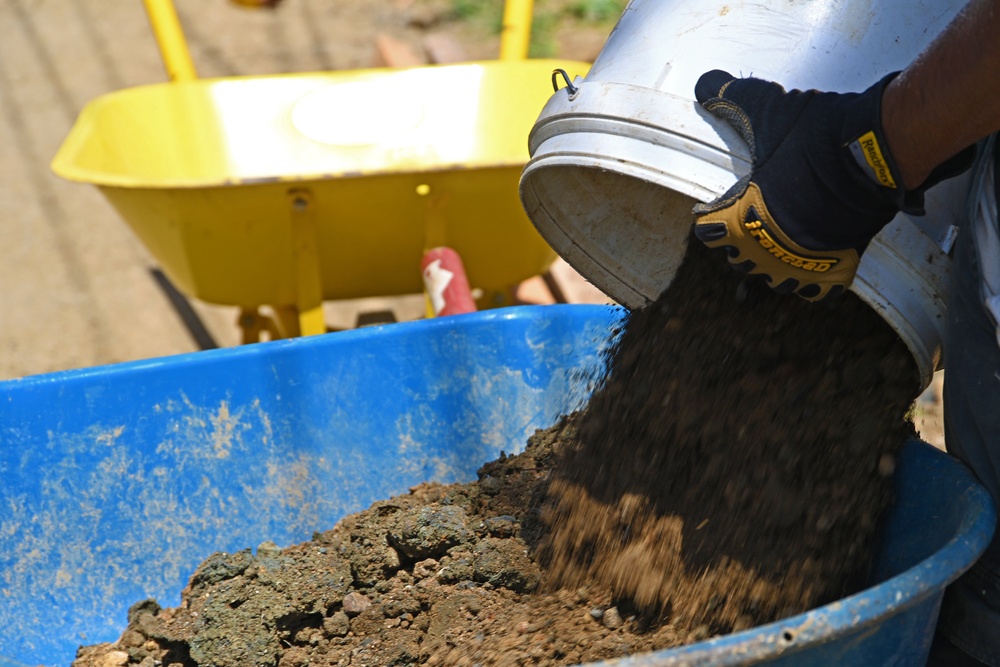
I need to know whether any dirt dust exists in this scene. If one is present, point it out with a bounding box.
[72,239,919,666]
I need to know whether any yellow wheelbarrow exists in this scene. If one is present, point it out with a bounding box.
[51,0,590,342]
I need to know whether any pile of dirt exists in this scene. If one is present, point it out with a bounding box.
[74,420,708,667]
[72,240,919,667]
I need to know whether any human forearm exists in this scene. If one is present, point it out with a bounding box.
[883,0,1000,190]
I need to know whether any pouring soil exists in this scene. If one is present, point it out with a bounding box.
[538,240,919,633]
[72,239,919,667]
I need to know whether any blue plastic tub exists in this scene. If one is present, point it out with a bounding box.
[0,305,994,667]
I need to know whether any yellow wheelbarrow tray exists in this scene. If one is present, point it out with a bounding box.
[51,58,590,335]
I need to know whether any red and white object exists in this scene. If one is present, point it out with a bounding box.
[421,247,477,317]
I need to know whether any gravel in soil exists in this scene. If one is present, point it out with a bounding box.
[72,240,920,667]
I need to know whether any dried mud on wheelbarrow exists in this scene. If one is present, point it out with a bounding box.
[73,241,919,667]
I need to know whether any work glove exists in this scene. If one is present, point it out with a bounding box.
[692,69,973,301]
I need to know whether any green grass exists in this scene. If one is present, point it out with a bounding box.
[448,0,503,24]
[567,0,625,22]
[444,0,629,57]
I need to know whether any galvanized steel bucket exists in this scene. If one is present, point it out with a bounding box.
[520,0,970,389]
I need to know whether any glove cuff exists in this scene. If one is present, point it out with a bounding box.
[842,72,976,216]
[841,72,917,212]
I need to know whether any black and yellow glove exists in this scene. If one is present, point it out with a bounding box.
[692,69,972,301]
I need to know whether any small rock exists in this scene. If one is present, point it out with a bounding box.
[381,595,421,618]
[481,515,519,538]
[279,647,311,667]
[324,611,350,636]
[436,552,475,584]
[479,476,502,496]
[472,538,540,593]
[117,629,145,649]
[516,620,538,634]
[126,599,161,625]
[187,550,254,590]
[95,650,130,667]
[342,592,372,617]
[413,558,439,580]
[256,540,282,558]
[602,606,623,629]
[387,505,474,560]
[588,608,604,622]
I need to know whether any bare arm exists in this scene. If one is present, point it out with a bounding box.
[883,0,1000,189]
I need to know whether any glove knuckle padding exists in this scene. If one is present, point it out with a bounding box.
[702,99,757,157]
[693,175,752,217]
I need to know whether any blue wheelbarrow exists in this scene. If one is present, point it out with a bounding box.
[0,305,993,666]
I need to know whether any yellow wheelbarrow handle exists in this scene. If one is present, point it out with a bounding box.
[500,0,534,61]
[142,0,198,82]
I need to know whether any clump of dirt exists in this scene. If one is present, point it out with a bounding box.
[72,239,919,667]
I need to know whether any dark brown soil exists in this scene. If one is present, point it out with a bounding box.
[71,240,919,667]
[538,240,920,635]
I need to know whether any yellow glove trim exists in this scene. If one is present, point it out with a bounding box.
[694,183,860,301]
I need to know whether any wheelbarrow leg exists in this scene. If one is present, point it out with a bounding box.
[287,189,326,337]
[239,307,280,344]
[240,190,326,342]
[271,304,322,338]
[237,306,313,343]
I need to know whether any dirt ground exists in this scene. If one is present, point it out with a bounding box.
[0,0,945,447]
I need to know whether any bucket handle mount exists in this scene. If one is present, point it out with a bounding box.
[551,69,579,97]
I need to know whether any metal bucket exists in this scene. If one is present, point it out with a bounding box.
[519,0,970,389]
